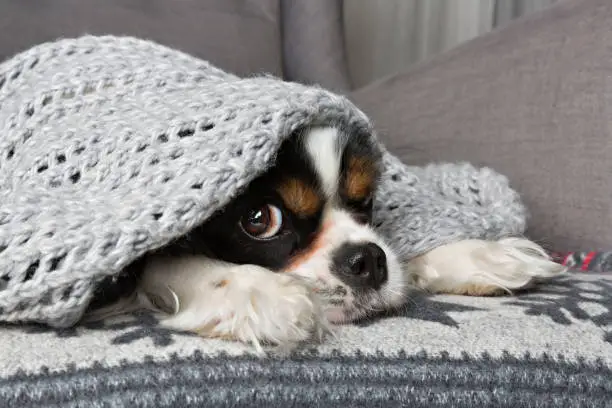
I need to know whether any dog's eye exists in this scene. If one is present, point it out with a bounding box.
[240,204,284,239]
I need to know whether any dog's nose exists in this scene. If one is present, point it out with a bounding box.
[333,243,388,289]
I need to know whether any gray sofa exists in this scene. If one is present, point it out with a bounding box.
[1,0,611,406]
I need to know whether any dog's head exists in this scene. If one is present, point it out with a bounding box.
[188,127,407,323]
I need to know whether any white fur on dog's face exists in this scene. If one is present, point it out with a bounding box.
[284,207,406,323]
[276,127,407,322]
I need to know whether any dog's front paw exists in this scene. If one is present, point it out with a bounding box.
[216,267,328,352]
[154,263,329,353]
[408,237,567,296]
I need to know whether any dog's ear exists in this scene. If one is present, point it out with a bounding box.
[141,284,181,315]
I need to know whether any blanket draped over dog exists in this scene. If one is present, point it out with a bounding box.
[0,36,526,328]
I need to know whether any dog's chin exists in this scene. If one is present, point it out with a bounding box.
[322,289,405,324]
[340,265,410,324]
[314,265,409,325]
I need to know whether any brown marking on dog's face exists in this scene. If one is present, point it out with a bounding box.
[277,177,322,218]
[344,156,377,201]
[283,220,331,272]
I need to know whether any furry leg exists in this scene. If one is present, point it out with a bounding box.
[138,256,329,353]
[406,237,567,296]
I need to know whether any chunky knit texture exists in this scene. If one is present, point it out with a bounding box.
[0,36,526,328]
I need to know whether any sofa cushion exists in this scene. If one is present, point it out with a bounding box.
[0,0,282,78]
[351,0,612,252]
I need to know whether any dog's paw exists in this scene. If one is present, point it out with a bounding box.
[152,264,329,354]
[215,267,328,353]
[407,237,567,296]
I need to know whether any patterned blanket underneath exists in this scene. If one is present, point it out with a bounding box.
[2,272,611,407]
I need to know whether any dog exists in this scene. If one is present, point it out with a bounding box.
[88,126,565,352]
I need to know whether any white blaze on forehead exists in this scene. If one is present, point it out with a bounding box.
[303,127,342,198]
[323,208,380,244]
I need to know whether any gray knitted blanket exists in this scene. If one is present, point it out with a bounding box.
[0,36,525,328]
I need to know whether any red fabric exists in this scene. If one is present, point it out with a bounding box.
[550,250,612,273]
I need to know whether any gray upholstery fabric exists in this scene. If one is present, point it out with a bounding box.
[351,0,612,252]
[0,0,353,91]
[281,0,352,92]
[0,0,283,78]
